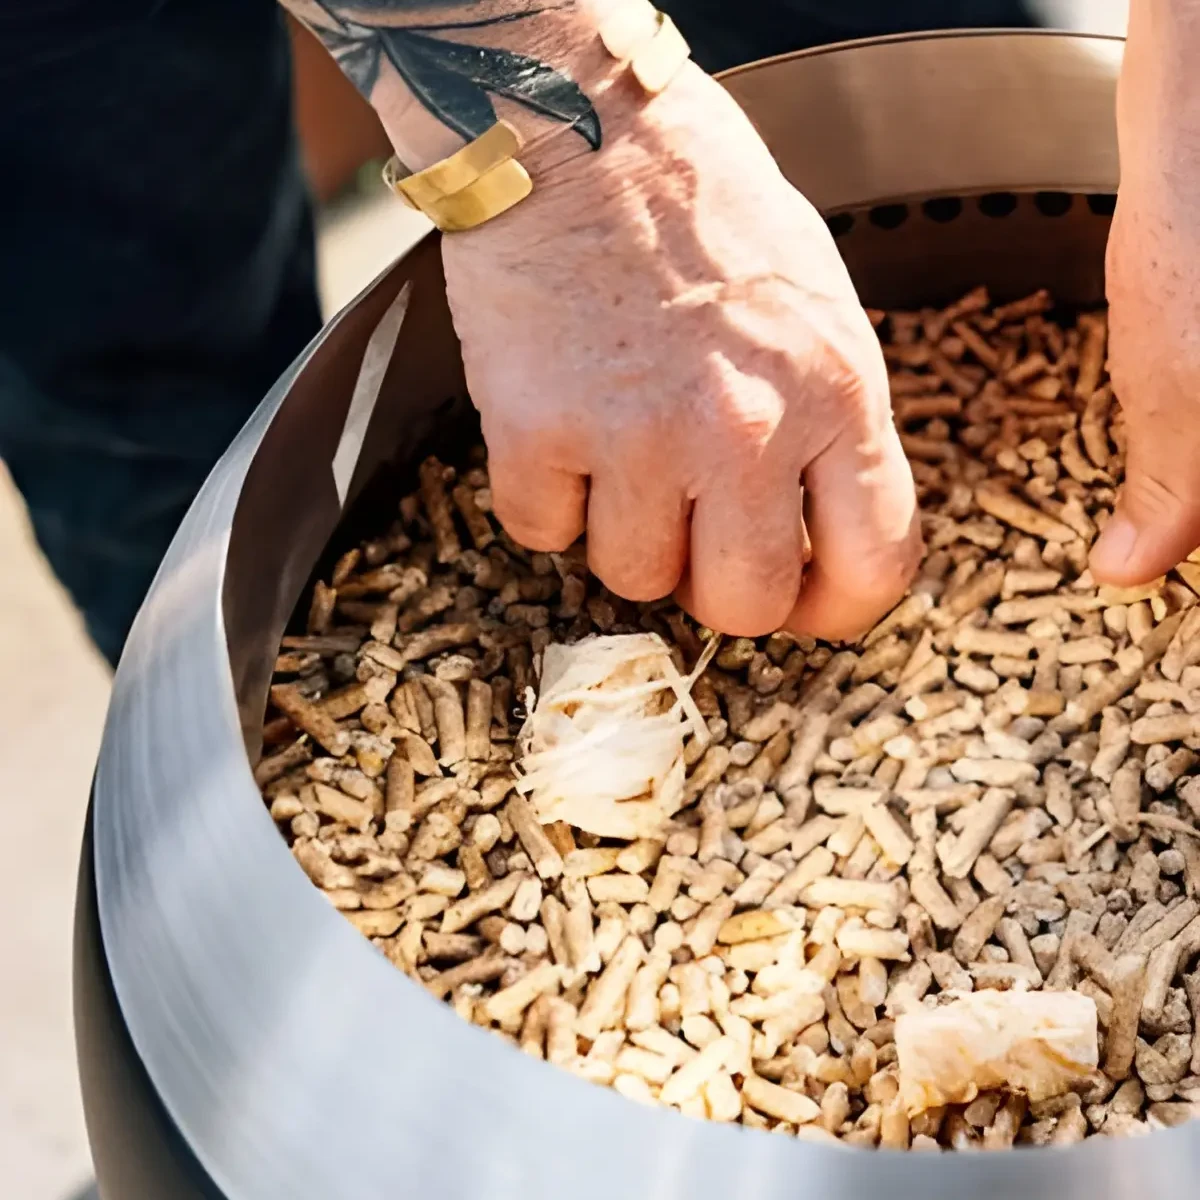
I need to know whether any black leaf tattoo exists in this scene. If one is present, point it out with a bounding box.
[405,9,569,34]
[332,0,474,10]
[379,29,499,142]
[320,22,383,96]
[307,1,601,150]
[384,30,601,147]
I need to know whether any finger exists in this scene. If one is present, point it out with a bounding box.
[483,422,587,553]
[786,421,921,642]
[677,469,805,637]
[587,466,689,601]
[1090,402,1200,586]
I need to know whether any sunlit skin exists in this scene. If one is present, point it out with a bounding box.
[286,0,1200,637]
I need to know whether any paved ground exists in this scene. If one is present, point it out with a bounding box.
[0,468,109,1200]
[0,7,1129,1195]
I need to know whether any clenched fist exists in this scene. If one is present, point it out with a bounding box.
[443,65,921,639]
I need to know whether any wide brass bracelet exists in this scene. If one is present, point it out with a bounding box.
[383,121,532,233]
[381,7,691,233]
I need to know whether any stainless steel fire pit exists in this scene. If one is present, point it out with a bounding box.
[77,28,1197,1200]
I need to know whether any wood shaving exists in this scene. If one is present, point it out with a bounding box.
[896,989,1098,1111]
[515,633,718,838]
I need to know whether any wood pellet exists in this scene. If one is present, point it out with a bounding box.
[260,289,1200,1148]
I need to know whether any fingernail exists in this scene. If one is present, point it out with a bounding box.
[1092,512,1138,575]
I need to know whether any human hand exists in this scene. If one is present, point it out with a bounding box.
[442,65,920,639]
[1090,0,1200,585]
[1091,180,1200,585]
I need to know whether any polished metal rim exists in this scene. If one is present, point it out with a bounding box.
[91,28,1200,1200]
[721,28,1122,212]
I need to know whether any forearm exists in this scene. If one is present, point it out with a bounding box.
[279,1,661,173]
[1119,1,1200,196]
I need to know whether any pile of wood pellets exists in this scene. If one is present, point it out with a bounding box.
[258,285,1200,1149]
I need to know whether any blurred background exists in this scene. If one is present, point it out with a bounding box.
[0,3,1128,1198]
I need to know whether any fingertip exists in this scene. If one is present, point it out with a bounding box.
[786,513,922,643]
[501,522,583,555]
[784,580,905,644]
[489,467,587,552]
[781,609,865,647]
[590,555,685,603]
[677,567,801,638]
[1090,498,1200,588]
[1097,429,1200,584]
[1088,513,1144,586]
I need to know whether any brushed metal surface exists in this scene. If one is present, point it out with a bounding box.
[833,191,1113,310]
[721,30,1122,211]
[90,29,1200,1200]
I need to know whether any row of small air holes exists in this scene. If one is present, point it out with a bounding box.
[826,192,1118,238]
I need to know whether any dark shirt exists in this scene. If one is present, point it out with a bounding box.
[0,1,319,662]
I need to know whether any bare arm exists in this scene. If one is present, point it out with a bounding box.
[280,1,655,170]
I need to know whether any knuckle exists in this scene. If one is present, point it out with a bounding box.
[1123,470,1200,525]
[711,390,788,454]
[798,330,891,422]
[818,337,889,402]
[835,534,920,614]
[858,543,920,604]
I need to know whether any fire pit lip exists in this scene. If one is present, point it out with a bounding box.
[89,27,1200,1200]
[721,27,1122,215]
[720,25,1123,78]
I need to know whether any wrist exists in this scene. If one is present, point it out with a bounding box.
[451,61,778,257]
[373,0,663,175]
[520,55,712,187]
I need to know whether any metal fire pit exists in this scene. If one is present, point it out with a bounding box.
[77,28,1196,1200]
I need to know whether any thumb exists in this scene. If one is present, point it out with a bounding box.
[1090,405,1200,586]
